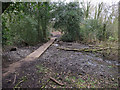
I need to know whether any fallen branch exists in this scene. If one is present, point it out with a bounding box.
[13,74,16,84]
[14,76,27,88]
[57,47,111,52]
[50,77,64,86]
[14,79,24,88]
[41,79,50,88]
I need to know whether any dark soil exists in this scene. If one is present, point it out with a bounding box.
[2,43,43,69]
[2,41,120,88]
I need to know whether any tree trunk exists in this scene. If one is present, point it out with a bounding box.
[37,2,42,42]
[43,2,48,41]
[102,23,106,41]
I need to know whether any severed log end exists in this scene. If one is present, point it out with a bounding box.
[10,47,17,51]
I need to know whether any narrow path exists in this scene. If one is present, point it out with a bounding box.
[3,37,57,77]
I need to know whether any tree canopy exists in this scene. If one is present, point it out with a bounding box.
[2,1,118,46]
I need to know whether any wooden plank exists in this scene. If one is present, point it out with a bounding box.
[3,37,57,77]
[24,37,56,62]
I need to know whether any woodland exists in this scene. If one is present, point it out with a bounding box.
[2,1,119,88]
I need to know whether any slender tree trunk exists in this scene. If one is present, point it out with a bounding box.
[37,2,41,42]
[43,2,48,41]
[102,23,106,41]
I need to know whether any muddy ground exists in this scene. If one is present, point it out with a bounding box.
[2,41,120,88]
[2,43,43,69]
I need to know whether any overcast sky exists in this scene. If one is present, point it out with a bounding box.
[6,0,120,5]
[83,0,119,5]
[53,0,119,5]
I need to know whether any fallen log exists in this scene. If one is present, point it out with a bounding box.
[57,47,111,52]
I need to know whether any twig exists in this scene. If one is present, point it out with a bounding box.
[13,74,16,84]
[14,76,27,88]
[50,77,64,86]
[14,79,24,88]
[41,79,50,88]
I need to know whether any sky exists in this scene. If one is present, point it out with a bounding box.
[2,0,120,5]
[83,0,119,5]
[53,0,119,5]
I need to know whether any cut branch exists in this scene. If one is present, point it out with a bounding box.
[49,77,64,86]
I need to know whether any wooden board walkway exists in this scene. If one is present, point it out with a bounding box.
[3,37,57,77]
